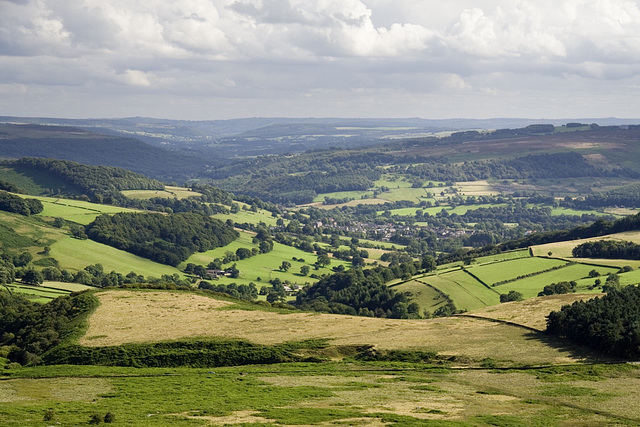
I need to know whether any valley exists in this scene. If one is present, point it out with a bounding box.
[2,119,640,425]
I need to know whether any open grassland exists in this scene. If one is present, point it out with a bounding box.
[31,195,141,225]
[531,230,640,258]
[418,271,500,311]
[494,263,620,298]
[3,283,69,303]
[455,180,498,196]
[80,290,595,365]
[550,206,614,217]
[390,280,448,312]
[213,207,279,226]
[464,293,603,331]
[1,362,638,426]
[471,248,531,265]
[121,186,202,200]
[50,235,184,277]
[467,257,568,286]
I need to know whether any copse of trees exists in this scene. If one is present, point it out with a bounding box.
[85,212,238,266]
[572,240,640,260]
[546,285,640,358]
[295,257,435,318]
[0,190,43,216]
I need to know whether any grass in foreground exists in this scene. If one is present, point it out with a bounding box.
[1,362,638,426]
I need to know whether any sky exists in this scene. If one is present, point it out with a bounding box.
[1,0,640,120]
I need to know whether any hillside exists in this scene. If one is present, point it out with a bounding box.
[0,124,207,181]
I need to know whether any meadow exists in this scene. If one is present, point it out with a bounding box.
[417,271,500,311]
[183,231,349,286]
[467,257,568,286]
[2,361,639,426]
[121,185,202,200]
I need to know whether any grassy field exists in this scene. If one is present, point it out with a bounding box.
[31,195,141,225]
[464,293,602,331]
[3,283,69,303]
[80,290,597,365]
[2,361,638,426]
[121,186,202,200]
[494,263,620,298]
[213,208,280,227]
[183,231,349,286]
[418,270,500,311]
[467,257,568,286]
[50,235,184,277]
[471,248,531,265]
[390,280,448,312]
[532,230,640,258]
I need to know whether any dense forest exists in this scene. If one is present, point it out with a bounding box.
[546,285,640,358]
[13,158,164,203]
[85,212,238,266]
[0,124,209,181]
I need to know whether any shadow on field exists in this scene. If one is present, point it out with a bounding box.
[523,331,615,364]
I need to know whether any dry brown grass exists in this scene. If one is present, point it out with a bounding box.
[531,230,640,258]
[0,378,111,403]
[465,294,602,331]
[81,290,601,364]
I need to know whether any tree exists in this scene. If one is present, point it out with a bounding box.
[300,265,310,276]
[70,225,88,240]
[280,261,292,272]
[500,290,523,303]
[316,254,331,267]
[22,269,43,285]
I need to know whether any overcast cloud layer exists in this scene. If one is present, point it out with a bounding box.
[1,0,640,120]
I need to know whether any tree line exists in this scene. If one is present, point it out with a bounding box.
[546,285,640,358]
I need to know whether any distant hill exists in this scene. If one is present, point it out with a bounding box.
[0,124,209,181]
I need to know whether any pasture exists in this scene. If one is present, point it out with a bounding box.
[467,257,568,286]
[389,280,448,312]
[31,195,141,225]
[465,293,602,331]
[494,263,620,298]
[121,185,202,200]
[183,231,348,286]
[50,235,184,277]
[418,270,500,311]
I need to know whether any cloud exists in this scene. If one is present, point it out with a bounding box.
[1,0,640,119]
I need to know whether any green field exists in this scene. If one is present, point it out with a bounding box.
[3,283,70,303]
[390,280,448,312]
[32,195,141,225]
[50,235,184,277]
[183,231,349,286]
[467,257,568,286]
[495,263,620,298]
[121,186,202,200]
[2,361,639,426]
[472,248,531,265]
[213,208,280,227]
[418,269,500,311]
